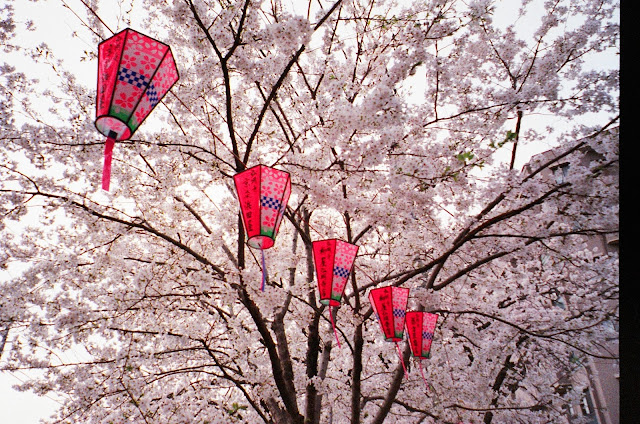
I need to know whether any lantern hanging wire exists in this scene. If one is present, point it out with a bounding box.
[95,28,179,191]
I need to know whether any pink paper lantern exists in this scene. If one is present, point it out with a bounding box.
[95,28,179,191]
[405,311,439,359]
[369,285,411,377]
[312,239,359,307]
[233,165,291,250]
[369,286,410,342]
[312,239,359,348]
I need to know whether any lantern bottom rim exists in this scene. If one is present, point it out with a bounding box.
[320,299,341,307]
[247,235,275,250]
[95,115,132,141]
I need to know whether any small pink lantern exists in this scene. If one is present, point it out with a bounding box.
[233,165,291,290]
[312,239,359,347]
[95,28,179,191]
[406,311,439,390]
[369,286,410,377]
[405,311,438,360]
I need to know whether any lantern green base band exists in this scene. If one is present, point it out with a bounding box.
[320,298,342,307]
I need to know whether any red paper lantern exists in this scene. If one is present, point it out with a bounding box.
[233,165,291,250]
[312,239,359,347]
[405,311,439,359]
[95,28,179,191]
[369,286,410,377]
[369,286,410,342]
[312,239,359,306]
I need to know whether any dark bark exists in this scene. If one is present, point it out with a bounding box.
[350,322,364,424]
[370,342,413,424]
[483,354,513,424]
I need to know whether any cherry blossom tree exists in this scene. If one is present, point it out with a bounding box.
[0,0,618,423]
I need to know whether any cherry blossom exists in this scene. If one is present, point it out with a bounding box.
[0,0,618,423]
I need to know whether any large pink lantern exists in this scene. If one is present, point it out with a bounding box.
[313,239,359,347]
[369,286,410,377]
[406,311,439,390]
[233,165,291,290]
[95,28,179,191]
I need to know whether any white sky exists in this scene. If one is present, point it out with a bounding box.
[0,0,618,422]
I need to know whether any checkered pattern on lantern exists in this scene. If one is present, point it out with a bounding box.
[422,331,434,341]
[261,195,281,210]
[146,83,159,106]
[118,67,149,89]
[333,266,350,278]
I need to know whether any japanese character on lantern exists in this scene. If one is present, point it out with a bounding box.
[312,239,359,347]
[95,28,179,191]
[233,165,291,291]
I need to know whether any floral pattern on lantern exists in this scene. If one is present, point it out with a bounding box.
[313,239,359,306]
[368,286,410,342]
[405,311,439,359]
[233,165,291,250]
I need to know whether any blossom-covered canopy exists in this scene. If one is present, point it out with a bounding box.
[405,311,439,359]
[312,239,359,306]
[233,165,291,249]
[369,286,410,342]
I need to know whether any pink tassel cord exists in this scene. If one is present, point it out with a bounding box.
[418,360,430,393]
[330,307,341,349]
[260,249,267,291]
[101,135,116,191]
[395,341,409,379]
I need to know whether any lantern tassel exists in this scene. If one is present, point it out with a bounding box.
[101,133,116,191]
[260,248,267,292]
[329,306,341,349]
[418,360,430,393]
[395,341,409,379]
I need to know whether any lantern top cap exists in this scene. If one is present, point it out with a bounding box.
[312,238,358,244]
[234,164,290,174]
[100,28,172,49]
[369,285,409,294]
